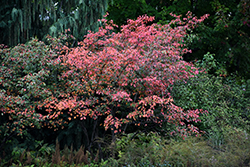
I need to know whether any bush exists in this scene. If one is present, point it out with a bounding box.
[43,12,209,143]
[1,12,210,164]
[168,53,250,135]
[0,37,68,159]
[111,128,250,166]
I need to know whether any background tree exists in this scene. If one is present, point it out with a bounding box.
[185,0,250,79]
[107,0,211,27]
[107,0,169,26]
[0,0,109,47]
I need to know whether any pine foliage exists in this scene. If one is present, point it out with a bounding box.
[0,0,110,47]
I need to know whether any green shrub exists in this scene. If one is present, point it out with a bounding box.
[167,53,250,136]
[111,128,250,166]
[2,124,250,167]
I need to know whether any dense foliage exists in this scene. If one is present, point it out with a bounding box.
[51,13,208,139]
[0,36,69,155]
[1,1,250,166]
[0,12,209,163]
[0,0,108,47]
[169,53,250,143]
[188,0,250,79]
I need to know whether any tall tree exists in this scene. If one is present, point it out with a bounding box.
[0,0,109,47]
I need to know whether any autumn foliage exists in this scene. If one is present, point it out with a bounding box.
[41,12,208,136]
[0,12,209,140]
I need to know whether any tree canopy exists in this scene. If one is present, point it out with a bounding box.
[0,0,109,47]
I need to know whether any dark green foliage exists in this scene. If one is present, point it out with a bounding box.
[0,140,103,167]
[107,0,168,27]
[0,139,55,167]
[2,128,250,166]
[168,53,250,137]
[188,0,250,79]
[106,129,250,166]
[0,0,109,47]
[1,1,250,165]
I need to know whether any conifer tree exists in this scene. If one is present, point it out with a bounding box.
[0,0,109,47]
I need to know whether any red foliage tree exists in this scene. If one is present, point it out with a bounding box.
[40,12,209,138]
